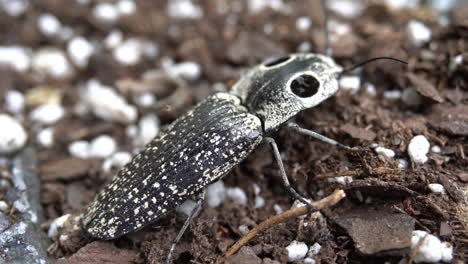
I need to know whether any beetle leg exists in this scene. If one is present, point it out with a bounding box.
[166,190,206,264]
[287,122,368,152]
[265,137,315,209]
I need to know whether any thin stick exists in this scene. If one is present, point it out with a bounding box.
[215,190,346,264]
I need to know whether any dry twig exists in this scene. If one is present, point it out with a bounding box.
[215,189,346,264]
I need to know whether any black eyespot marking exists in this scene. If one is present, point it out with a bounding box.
[263,56,291,67]
[290,74,320,98]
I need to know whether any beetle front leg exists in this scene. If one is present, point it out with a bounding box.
[265,137,315,209]
[287,122,368,152]
[166,190,206,264]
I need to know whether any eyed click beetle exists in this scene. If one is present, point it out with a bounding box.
[82,2,407,263]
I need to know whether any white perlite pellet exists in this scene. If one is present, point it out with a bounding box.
[0,114,28,154]
[81,79,137,124]
[67,37,95,68]
[411,230,453,263]
[102,152,132,172]
[296,16,311,31]
[407,20,431,47]
[37,127,54,147]
[374,146,396,158]
[286,240,309,262]
[428,183,445,194]
[226,187,248,206]
[5,90,25,114]
[93,3,119,23]
[176,199,197,217]
[48,214,71,238]
[38,13,62,36]
[408,135,430,165]
[89,135,117,158]
[339,76,361,94]
[32,48,73,79]
[0,46,31,72]
[167,0,203,19]
[205,181,226,208]
[29,104,65,125]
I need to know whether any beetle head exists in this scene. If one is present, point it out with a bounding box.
[231,53,342,133]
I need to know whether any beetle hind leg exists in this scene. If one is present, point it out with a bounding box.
[265,137,315,209]
[287,122,368,152]
[166,190,206,264]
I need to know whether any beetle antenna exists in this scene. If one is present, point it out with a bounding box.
[339,57,408,76]
[321,0,332,57]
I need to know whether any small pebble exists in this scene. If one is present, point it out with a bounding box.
[428,183,446,194]
[37,128,54,147]
[308,242,321,256]
[401,87,422,107]
[448,54,463,73]
[48,214,71,238]
[168,0,203,19]
[365,83,376,96]
[254,196,265,209]
[176,199,197,216]
[431,145,441,153]
[205,180,226,208]
[89,135,117,158]
[67,37,95,68]
[0,114,28,154]
[327,0,363,18]
[408,135,430,165]
[328,176,353,185]
[0,201,8,212]
[296,16,311,31]
[226,187,248,206]
[117,0,136,15]
[0,46,31,72]
[411,230,453,263]
[29,104,65,125]
[164,61,201,81]
[68,140,90,159]
[374,146,395,158]
[286,240,309,262]
[383,90,402,100]
[113,38,143,65]
[5,90,25,114]
[273,204,283,214]
[398,159,409,169]
[407,20,432,47]
[102,152,132,172]
[93,2,119,23]
[0,0,28,17]
[134,92,156,107]
[339,76,361,94]
[238,224,249,235]
[248,0,287,13]
[137,114,160,147]
[105,30,123,49]
[82,79,137,124]
[37,13,61,36]
[32,48,73,79]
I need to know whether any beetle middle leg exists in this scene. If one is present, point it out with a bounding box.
[265,137,315,209]
[287,122,368,152]
[166,189,206,264]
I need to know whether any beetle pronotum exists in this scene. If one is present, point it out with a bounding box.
[82,1,406,263]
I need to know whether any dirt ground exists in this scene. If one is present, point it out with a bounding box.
[1,0,467,263]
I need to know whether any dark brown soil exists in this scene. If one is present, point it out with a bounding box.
[1,1,467,263]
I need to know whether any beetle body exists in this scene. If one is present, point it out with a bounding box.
[83,53,342,239]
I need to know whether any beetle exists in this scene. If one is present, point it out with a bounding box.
[82,3,407,263]
[83,53,343,238]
